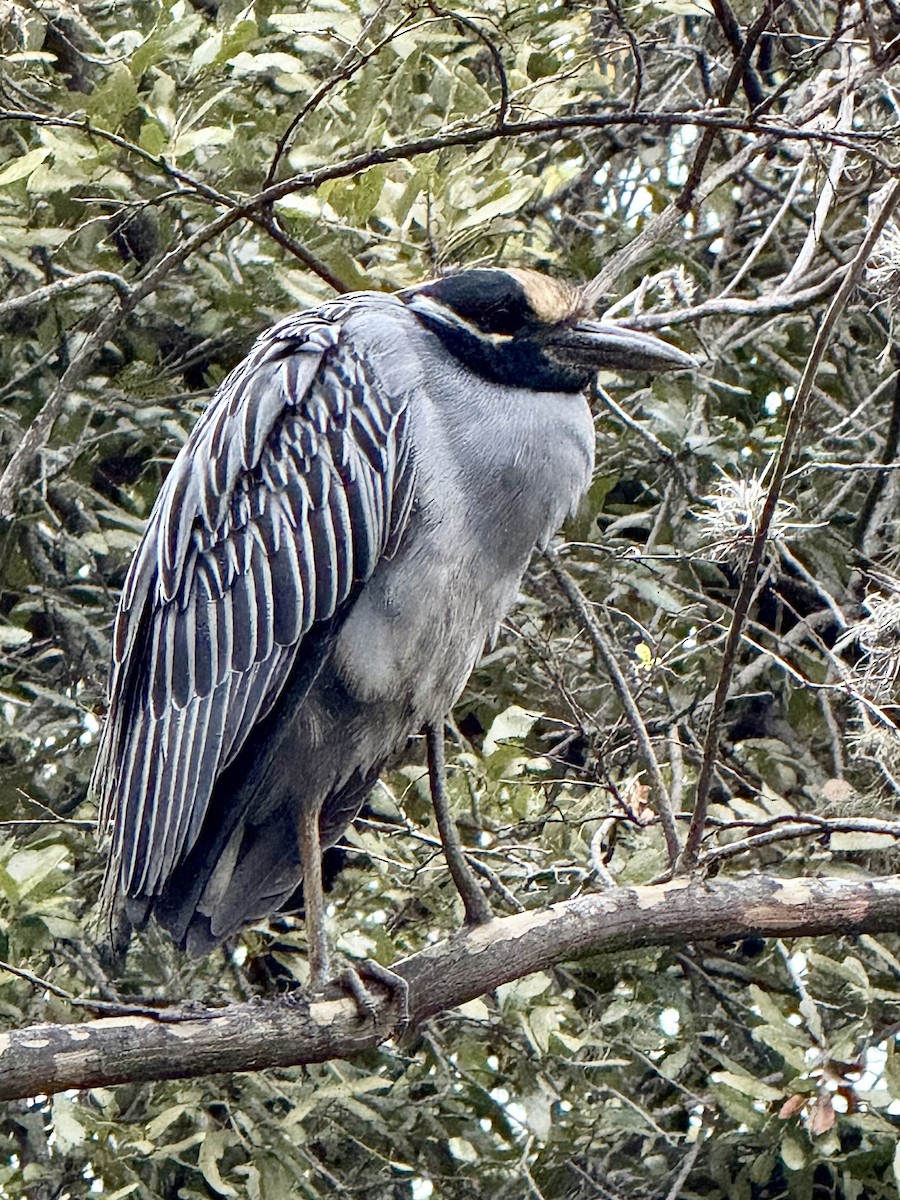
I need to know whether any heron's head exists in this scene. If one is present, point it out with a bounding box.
[398,267,694,392]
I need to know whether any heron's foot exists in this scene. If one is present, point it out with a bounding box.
[337,960,409,1031]
[279,960,408,1032]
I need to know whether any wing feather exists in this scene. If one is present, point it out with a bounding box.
[192,563,216,697]
[94,306,417,915]
[155,697,202,882]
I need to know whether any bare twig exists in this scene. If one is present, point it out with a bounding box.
[854,368,900,551]
[426,724,493,926]
[711,0,768,110]
[0,958,201,1020]
[545,550,681,866]
[585,47,897,304]
[663,1127,706,1200]
[0,271,131,318]
[428,4,510,127]
[719,153,810,297]
[624,268,843,329]
[701,815,900,865]
[778,61,855,294]
[263,1,410,190]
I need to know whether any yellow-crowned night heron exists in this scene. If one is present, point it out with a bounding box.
[93,267,692,991]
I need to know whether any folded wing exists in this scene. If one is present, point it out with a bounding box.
[93,311,416,918]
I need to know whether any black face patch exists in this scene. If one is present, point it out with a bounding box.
[402,269,595,392]
[412,312,594,392]
[416,270,538,337]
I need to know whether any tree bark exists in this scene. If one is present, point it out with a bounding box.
[2,872,899,1101]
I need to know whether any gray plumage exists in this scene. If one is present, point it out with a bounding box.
[93,267,692,962]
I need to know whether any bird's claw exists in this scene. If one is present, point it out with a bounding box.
[280,960,409,1031]
[338,961,410,1032]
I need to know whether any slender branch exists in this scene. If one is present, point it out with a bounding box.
[0,84,893,516]
[3,873,900,1102]
[264,1,410,190]
[428,4,510,127]
[854,367,900,550]
[585,48,898,304]
[777,66,855,294]
[678,176,900,870]
[663,1129,706,1200]
[425,723,493,926]
[251,211,350,293]
[602,0,645,111]
[0,272,131,318]
[719,154,810,297]
[711,0,768,109]
[625,268,843,329]
[701,816,900,865]
[545,550,681,867]
[799,460,900,474]
[0,109,891,204]
[0,960,178,1020]
[0,820,95,829]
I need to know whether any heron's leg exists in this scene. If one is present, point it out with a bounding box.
[426,722,492,926]
[297,807,330,992]
[296,809,408,1026]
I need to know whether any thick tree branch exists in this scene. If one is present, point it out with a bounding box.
[3,872,900,1102]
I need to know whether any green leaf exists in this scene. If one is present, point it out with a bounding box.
[713,1070,782,1103]
[320,166,387,226]
[84,65,139,130]
[748,985,808,1046]
[780,1131,807,1171]
[51,1095,86,1154]
[497,973,553,1009]
[750,1152,778,1185]
[139,121,167,155]
[0,148,51,187]
[169,126,234,160]
[190,13,258,73]
[454,180,536,232]
[0,626,31,648]
[448,1136,479,1162]
[753,1026,809,1073]
[198,1130,238,1197]
[807,952,870,993]
[483,705,540,756]
[524,1005,561,1054]
[146,1103,190,1141]
[5,844,68,898]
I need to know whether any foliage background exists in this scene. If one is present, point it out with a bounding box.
[2,0,900,1196]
